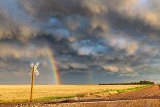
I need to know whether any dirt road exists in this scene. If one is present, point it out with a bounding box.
[105,84,160,100]
[1,85,160,107]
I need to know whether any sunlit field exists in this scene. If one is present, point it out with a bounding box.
[0,85,147,103]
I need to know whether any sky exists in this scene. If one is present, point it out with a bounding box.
[0,0,160,84]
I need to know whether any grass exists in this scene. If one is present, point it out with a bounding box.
[104,85,150,94]
[35,85,151,102]
[0,85,149,103]
[36,95,75,101]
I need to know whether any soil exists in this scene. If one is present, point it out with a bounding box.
[1,84,160,107]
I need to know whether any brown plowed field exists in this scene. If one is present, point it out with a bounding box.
[1,85,160,107]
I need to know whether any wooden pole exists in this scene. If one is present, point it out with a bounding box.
[30,66,35,102]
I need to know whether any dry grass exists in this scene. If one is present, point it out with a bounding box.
[0,85,146,102]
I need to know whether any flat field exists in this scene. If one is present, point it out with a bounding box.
[0,85,146,103]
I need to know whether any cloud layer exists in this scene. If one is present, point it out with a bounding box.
[1,0,160,84]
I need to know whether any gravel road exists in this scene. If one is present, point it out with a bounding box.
[105,84,160,100]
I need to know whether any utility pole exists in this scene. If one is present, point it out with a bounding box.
[29,62,39,102]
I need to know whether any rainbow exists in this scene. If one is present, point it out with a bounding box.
[87,70,92,84]
[46,46,61,85]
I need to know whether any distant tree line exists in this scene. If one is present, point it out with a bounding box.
[99,80,154,85]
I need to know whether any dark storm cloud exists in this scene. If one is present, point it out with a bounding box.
[1,0,160,84]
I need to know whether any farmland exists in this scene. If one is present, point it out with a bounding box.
[0,85,147,103]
